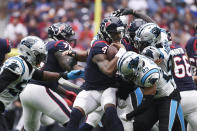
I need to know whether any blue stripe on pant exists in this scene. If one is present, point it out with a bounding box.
[177,104,185,131]
[134,87,143,106]
[169,100,178,131]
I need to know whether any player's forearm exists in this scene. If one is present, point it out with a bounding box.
[193,76,197,84]
[76,50,88,62]
[43,71,61,81]
[98,58,118,77]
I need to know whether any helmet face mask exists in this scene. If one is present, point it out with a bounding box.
[128,19,147,41]
[18,36,48,67]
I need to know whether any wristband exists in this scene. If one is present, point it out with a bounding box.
[115,48,126,58]
[59,72,68,80]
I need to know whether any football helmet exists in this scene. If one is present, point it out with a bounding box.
[128,19,146,41]
[18,36,48,67]
[48,22,76,46]
[100,16,125,43]
[117,51,139,81]
[134,23,161,52]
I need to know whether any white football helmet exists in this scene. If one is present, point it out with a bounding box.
[18,36,48,67]
[117,51,139,81]
[134,23,161,52]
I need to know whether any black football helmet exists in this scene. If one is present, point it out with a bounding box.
[100,16,125,43]
[128,19,147,41]
[48,22,76,47]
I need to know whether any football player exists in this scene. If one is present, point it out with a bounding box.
[65,16,126,131]
[133,23,185,130]
[184,25,197,131]
[0,35,84,131]
[0,38,11,65]
[118,51,183,131]
[185,26,197,84]
[19,23,84,131]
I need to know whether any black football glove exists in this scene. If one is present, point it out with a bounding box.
[121,8,135,15]
[111,8,125,17]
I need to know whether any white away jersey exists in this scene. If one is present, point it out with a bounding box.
[0,56,35,107]
[135,55,175,98]
[118,52,175,98]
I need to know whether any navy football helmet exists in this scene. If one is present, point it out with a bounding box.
[100,16,125,43]
[48,22,76,47]
[128,19,146,41]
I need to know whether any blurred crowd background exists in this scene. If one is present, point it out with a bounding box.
[0,0,196,50]
[0,0,196,131]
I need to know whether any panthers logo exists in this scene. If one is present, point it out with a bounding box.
[21,38,37,48]
[151,27,161,38]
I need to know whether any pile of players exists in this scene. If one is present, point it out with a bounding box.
[0,7,197,131]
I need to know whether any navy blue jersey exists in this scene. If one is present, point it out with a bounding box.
[185,37,197,76]
[30,40,71,91]
[0,38,11,65]
[81,40,117,90]
[171,44,197,91]
[121,37,138,52]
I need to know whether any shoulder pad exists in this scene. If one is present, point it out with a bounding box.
[3,57,25,75]
[91,40,109,48]
[141,46,162,61]
[141,68,160,87]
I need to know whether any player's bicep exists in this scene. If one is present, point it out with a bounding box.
[92,54,109,71]
[55,51,77,71]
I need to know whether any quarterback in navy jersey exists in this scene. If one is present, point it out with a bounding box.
[19,23,84,131]
[65,16,127,131]
[0,38,11,65]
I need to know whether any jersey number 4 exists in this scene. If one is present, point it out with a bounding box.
[173,55,192,78]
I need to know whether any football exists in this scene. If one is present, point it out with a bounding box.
[106,45,118,60]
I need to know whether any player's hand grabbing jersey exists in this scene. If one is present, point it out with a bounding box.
[30,40,73,91]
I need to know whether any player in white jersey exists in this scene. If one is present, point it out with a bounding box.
[0,36,83,131]
[134,23,188,130]
[118,51,184,131]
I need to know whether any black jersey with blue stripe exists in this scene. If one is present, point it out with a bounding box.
[81,40,117,90]
[30,40,71,91]
[171,44,197,91]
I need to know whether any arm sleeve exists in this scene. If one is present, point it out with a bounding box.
[0,68,20,93]
[32,69,44,81]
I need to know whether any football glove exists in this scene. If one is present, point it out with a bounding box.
[60,69,84,80]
